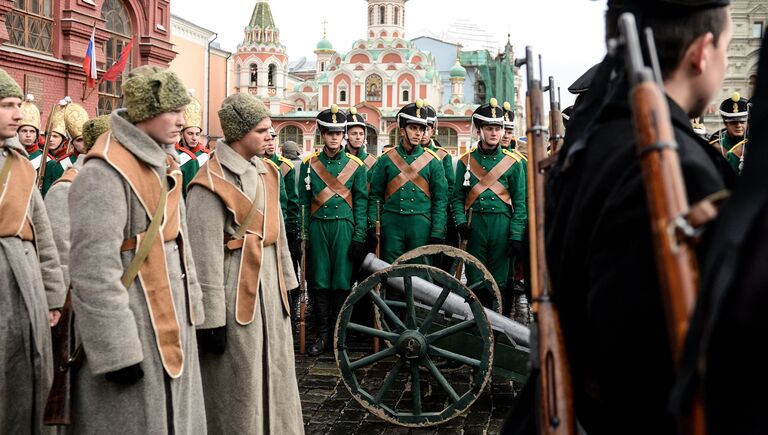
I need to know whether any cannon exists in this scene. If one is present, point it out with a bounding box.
[334,248,531,427]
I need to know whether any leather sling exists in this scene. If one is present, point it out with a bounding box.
[87,133,189,378]
[309,157,357,214]
[188,153,290,323]
[384,151,433,200]
[463,152,516,212]
[0,148,35,240]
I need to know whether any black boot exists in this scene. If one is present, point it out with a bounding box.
[308,292,331,356]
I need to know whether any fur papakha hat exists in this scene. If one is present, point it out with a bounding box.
[82,115,110,152]
[123,65,191,123]
[218,93,270,143]
[0,68,23,101]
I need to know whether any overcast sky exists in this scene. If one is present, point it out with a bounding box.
[171,0,608,107]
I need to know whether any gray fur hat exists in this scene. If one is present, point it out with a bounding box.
[281,140,300,159]
[123,66,191,123]
[0,69,23,101]
[218,93,270,143]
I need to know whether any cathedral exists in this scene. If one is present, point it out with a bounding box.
[233,0,492,156]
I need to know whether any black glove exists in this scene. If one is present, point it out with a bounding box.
[507,240,523,258]
[105,363,144,385]
[429,237,445,245]
[456,223,472,240]
[197,326,227,355]
[364,227,378,254]
[348,240,366,260]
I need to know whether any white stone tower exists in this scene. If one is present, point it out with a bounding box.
[366,0,408,40]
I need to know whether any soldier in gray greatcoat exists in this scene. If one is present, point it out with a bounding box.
[0,68,66,434]
[187,93,303,434]
[68,66,206,434]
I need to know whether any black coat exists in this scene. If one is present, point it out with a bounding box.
[545,94,734,434]
[673,31,768,435]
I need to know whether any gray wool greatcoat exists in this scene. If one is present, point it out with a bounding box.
[44,155,84,288]
[68,110,206,434]
[0,137,66,434]
[186,140,303,435]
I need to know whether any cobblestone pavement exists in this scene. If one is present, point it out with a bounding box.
[293,329,521,435]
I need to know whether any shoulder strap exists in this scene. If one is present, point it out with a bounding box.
[121,173,168,288]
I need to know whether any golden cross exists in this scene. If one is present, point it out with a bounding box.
[322,19,328,38]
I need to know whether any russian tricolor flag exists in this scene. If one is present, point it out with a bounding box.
[83,26,97,88]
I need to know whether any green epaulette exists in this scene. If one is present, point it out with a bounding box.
[423,148,439,159]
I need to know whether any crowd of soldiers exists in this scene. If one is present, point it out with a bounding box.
[0,55,537,432]
[2,0,766,432]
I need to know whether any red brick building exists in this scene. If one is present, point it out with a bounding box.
[0,0,175,125]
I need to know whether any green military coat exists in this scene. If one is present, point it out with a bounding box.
[266,152,300,235]
[452,145,527,290]
[299,150,368,291]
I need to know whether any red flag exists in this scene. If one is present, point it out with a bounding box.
[102,39,133,82]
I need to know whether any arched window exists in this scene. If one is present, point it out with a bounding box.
[368,7,373,26]
[366,126,378,155]
[98,0,133,115]
[339,89,347,103]
[394,6,399,25]
[268,64,276,87]
[5,0,53,53]
[250,65,258,86]
[314,129,325,149]
[435,127,458,149]
[365,74,383,102]
[379,5,385,24]
[389,128,400,149]
[279,126,302,147]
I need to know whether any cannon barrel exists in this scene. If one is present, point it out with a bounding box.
[362,254,531,348]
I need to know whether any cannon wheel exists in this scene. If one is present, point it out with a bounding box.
[392,245,503,313]
[335,264,494,427]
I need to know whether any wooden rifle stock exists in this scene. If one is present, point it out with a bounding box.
[620,14,705,434]
[521,47,576,435]
[299,206,307,354]
[44,291,79,425]
[373,201,381,353]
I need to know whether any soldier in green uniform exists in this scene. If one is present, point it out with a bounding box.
[264,126,302,324]
[453,99,527,310]
[369,100,448,262]
[42,100,87,195]
[344,107,376,172]
[502,100,530,322]
[40,103,68,195]
[709,92,749,173]
[17,94,51,173]
[300,105,368,356]
[176,95,204,195]
[500,101,517,151]
[421,104,454,195]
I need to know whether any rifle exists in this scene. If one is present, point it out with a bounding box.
[36,103,64,190]
[546,76,565,155]
[373,200,381,353]
[299,206,307,355]
[619,13,706,433]
[516,46,575,435]
[43,291,82,425]
[455,208,473,280]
